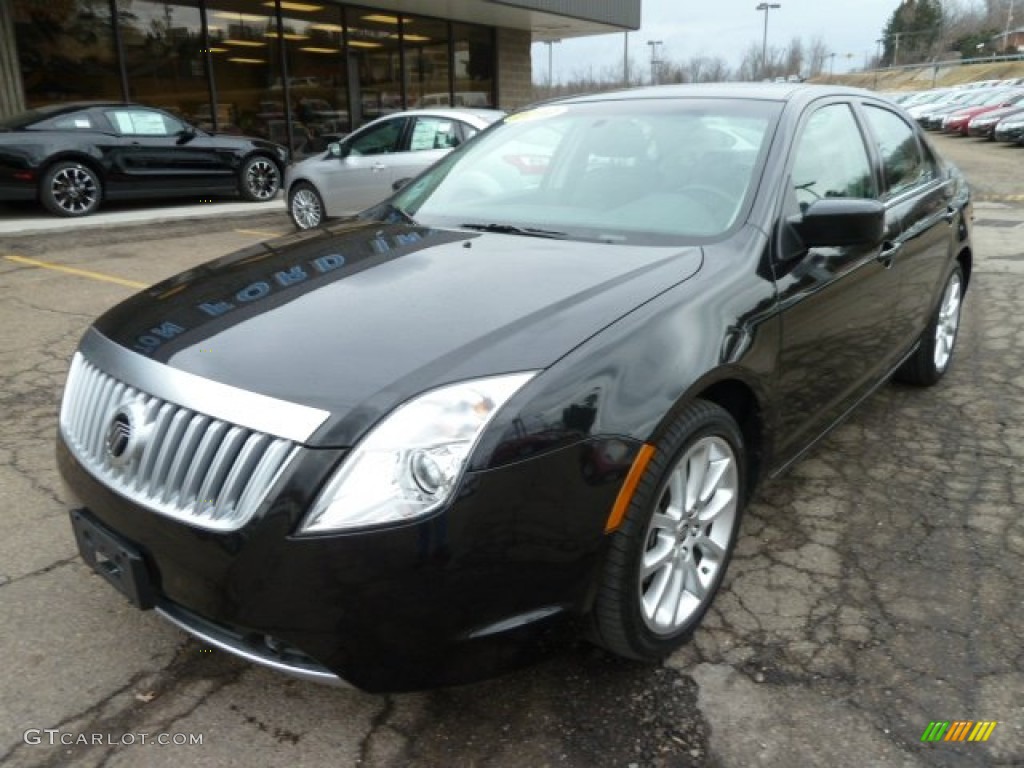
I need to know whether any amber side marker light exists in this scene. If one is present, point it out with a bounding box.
[604,444,656,533]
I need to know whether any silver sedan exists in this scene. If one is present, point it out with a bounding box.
[284,108,504,229]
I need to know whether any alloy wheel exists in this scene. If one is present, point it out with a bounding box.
[291,187,322,229]
[638,435,739,634]
[51,166,99,215]
[245,159,280,200]
[933,271,962,372]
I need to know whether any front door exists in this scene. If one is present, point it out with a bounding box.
[772,101,904,461]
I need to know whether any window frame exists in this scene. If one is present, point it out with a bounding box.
[857,102,940,201]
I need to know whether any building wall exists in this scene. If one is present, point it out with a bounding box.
[496,27,534,110]
[0,2,25,118]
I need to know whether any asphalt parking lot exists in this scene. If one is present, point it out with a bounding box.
[0,133,1022,768]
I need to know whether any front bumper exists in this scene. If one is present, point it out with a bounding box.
[58,432,631,692]
[994,124,1024,143]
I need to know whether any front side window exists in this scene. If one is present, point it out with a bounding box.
[105,109,181,137]
[347,118,407,156]
[791,104,875,208]
[862,105,934,197]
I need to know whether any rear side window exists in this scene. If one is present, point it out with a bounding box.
[862,105,936,198]
[409,117,461,151]
[36,111,97,130]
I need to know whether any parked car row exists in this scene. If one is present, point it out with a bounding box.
[0,101,507,221]
[887,80,1024,142]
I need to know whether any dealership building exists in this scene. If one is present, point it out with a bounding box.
[0,1,638,148]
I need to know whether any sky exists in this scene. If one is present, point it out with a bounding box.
[530,0,904,83]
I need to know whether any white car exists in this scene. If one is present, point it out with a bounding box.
[284,108,504,229]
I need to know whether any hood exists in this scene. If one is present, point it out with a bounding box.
[93,221,702,446]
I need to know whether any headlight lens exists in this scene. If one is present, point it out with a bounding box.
[300,372,536,533]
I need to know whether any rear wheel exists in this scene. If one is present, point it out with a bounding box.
[895,263,964,386]
[41,161,102,217]
[239,156,281,201]
[288,182,325,229]
[591,400,746,660]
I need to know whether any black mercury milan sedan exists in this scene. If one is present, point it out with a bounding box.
[0,103,287,217]
[57,84,972,693]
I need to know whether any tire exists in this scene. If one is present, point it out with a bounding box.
[238,155,281,201]
[288,181,325,229]
[40,161,102,217]
[591,399,746,661]
[894,263,964,386]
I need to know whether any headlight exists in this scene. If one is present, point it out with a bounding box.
[300,372,536,533]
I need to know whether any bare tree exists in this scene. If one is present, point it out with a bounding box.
[807,36,829,76]
[785,37,805,78]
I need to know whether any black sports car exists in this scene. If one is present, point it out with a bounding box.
[57,84,972,693]
[0,102,288,217]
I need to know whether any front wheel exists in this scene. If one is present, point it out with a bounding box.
[895,263,964,386]
[238,156,281,201]
[40,161,102,217]
[288,182,325,229]
[591,400,746,661]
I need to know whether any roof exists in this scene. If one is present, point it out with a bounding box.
[558,82,880,105]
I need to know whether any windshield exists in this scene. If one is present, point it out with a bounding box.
[392,98,782,245]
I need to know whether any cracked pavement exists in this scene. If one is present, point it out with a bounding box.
[0,135,1021,766]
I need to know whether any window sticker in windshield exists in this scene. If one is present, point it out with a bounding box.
[506,106,567,124]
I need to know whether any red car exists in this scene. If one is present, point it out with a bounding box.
[943,90,1024,136]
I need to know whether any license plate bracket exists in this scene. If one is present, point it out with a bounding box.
[70,509,155,610]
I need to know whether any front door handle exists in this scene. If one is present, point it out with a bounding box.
[943,206,956,223]
[371,163,386,172]
[878,241,903,266]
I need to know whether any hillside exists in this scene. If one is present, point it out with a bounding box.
[816,59,1024,92]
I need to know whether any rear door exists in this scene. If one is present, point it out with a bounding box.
[772,100,904,460]
[385,115,466,183]
[857,102,955,355]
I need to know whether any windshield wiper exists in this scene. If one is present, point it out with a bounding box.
[459,223,567,239]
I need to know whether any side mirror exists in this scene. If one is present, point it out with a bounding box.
[392,177,412,191]
[787,198,885,249]
[176,126,196,144]
[328,141,349,159]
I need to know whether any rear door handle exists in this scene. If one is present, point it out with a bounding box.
[877,241,903,266]
[943,206,956,223]
[371,163,387,172]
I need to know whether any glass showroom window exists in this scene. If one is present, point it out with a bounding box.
[453,23,495,108]
[13,0,122,107]
[279,4,350,152]
[403,15,449,109]
[347,6,403,126]
[117,1,206,124]
[205,0,277,140]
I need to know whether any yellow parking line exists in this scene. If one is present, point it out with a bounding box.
[234,228,285,239]
[3,255,148,289]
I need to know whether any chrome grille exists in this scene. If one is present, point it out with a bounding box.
[60,352,298,531]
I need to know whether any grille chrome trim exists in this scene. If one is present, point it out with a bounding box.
[60,352,299,531]
[78,328,329,444]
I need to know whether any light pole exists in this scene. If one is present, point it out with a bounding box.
[1004,0,1016,54]
[545,39,561,89]
[756,3,780,80]
[828,51,836,80]
[647,40,663,85]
